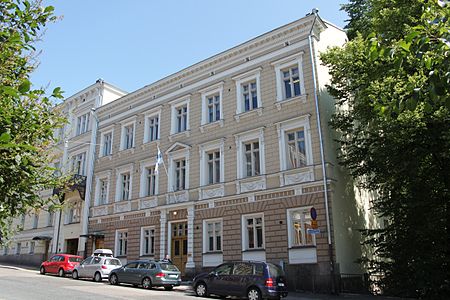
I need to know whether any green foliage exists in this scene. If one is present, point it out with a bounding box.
[0,0,67,242]
[323,0,449,298]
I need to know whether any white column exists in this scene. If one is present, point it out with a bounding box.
[159,209,167,260]
[186,206,195,268]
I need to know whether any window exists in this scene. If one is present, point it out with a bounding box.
[145,166,157,196]
[199,140,225,191]
[95,171,111,206]
[287,207,315,247]
[120,173,131,200]
[235,128,265,180]
[207,95,221,122]
[170,97,190,135]
[102,132,113,156]
[272,52,306,102]
[147,116,159,142]
[215,263,233,275]
[233,68,262,116]
[32,214,39,229]
[66,202,81,224]
[29,241,35,254]
[76,113,90,135]
[233,262,253,275]
[207,151,221,184]
[140,227,155,256]
[72,152,86,176]
[244,141,260,177]
[242,214,265,250]
[174,159,186,191]
[204,219,222,252]
[47,211,54,226]
[123,125,134,149]
[200,83,224,126]
[286,129,307,168]
[15,243,21,255]
[99,179,108,204]
[276,115,313,171]
[116,230,128,256]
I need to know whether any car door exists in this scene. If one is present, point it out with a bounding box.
[77,257,93,278]
[88,257,102,278]
[207,263,234,296]
[230,262,254,297]
[47,255,59,273]
[120,262,138,283]
[134,262,151,284]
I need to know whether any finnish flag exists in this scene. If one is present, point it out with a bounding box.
[155,147,163,175]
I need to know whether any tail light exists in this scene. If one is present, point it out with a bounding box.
[265,278,274,287]
[101,265,107,269]
[155,272,165,278]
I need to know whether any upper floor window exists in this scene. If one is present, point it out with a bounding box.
[76,113,90,135]
[286,129,307,168]
[233,68,262,116]
[95,171,111,206]
[207,151,221,184]
[72,152,86,176]
[287,207,315,247]
[121,173,131,200]
[145,166,157,196]
[272,52,306,102]
[102,132,113,156]
[99,179,108,204]
[242,214,265,250]
[174,159,186,191]
[47,211,54,226]
[235,128,265,179]
[66,201,81,224]
[200,83,224,126]
[148,116,159,141]
[199,139,225,187]
[170,98,190,136]
[244,141,260,177]
[123,125,134,149]
[166,143,190,194]
[115,164,133,202]
[32,213,39,229]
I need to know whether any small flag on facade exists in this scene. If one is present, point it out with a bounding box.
[155,147,163,174]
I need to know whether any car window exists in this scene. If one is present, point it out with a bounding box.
[49,256,59,262]
[267,263,285,277]
[160,263,179,271]
[105,259,121,266]
[68,257,82,263]
[59,256,66,262]
[233,263,253,275]
[82,257,93,265]
[92,257,102,264]
[254,264,264,277]
[149,263,156,269]
[125,262,138,269]
[138,262,150,269]
[215,263,232,275]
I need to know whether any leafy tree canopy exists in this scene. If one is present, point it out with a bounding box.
[322,0,449,298]
[0,0,66,242]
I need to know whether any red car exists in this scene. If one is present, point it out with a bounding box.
[40,254,83,277]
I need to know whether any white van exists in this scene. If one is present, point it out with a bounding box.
[92,249,113,257]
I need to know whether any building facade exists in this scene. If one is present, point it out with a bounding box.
[85,13,364,291]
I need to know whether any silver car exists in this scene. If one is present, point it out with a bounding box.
[72,256,122,282]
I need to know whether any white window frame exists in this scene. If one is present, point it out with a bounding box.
[203,218,223,253]
[65,201,81,224]
[140,226,156,256]
[235,128,265,179]
[233,68,262,116]
[287,207,316,247]
[200,82,224,126]
[29,241,35,254]
[139,159,159,197]
[99,125,114,157]
[167,148,190,193]
[199,139,225,186]
[47,211,54,226]
[272,52,306,102]
[143,107,162,144]
[76,112,90,136]
[120,117,137,151]
[115,164,134,202]
[276,115,313,171]
[94,170,112,206]
[32,213,39,229]
[241,213,265,251]
[115,229,128,257]
[170,97,190,135]
[71,151,87,176]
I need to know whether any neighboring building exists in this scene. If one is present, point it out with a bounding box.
[0,80,126,265]
[84,11,367,292]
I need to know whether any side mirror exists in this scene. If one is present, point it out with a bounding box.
[209,271,218,277]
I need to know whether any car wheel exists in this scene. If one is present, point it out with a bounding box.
[164,285,173,291]
[109,274,119,285]
[142,277,152,289]
[195,282,208,297]
[72,270,79,280]
[40,266,45,275]
[94,272,102,282]
[58,268,65,277]
[247,287,261,300]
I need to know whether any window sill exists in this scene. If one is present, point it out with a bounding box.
[289,245,316,249]
[275,95,307,111]
[199,120,224,133]
[203,251,223,255]
[234,107,263,122]
[169,130,191,142]
[242,248,265,252]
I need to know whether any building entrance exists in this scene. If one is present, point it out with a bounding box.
[171,222,188,274]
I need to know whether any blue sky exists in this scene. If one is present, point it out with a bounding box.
[33,0,349,97]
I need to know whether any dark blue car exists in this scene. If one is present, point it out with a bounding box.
[193,261,288,300]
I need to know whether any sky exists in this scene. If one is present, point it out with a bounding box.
[32,0,349,98]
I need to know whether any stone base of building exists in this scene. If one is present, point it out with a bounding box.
[0,254,44,268]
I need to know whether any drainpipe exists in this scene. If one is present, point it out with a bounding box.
[80,81,102,257]
[308,9,336,293]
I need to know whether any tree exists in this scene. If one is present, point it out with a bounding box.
[322,0,449,298]
[0,0,66,242]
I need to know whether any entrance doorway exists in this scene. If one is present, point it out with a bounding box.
[171,222,188,274]
[66,238,78,255]
[94,237,105,250]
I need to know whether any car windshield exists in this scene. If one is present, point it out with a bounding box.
[267,263,285,277]
[105,258,121,266]
[68,257,82,263]
[160,263,179,271]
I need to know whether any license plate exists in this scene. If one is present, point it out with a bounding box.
[278,283,285,287]
[169,274,178,278]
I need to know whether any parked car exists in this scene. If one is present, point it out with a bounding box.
[72,256,122,282]
[40,254,83,277]
[108,260,181,290]
[192,261,288,300]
